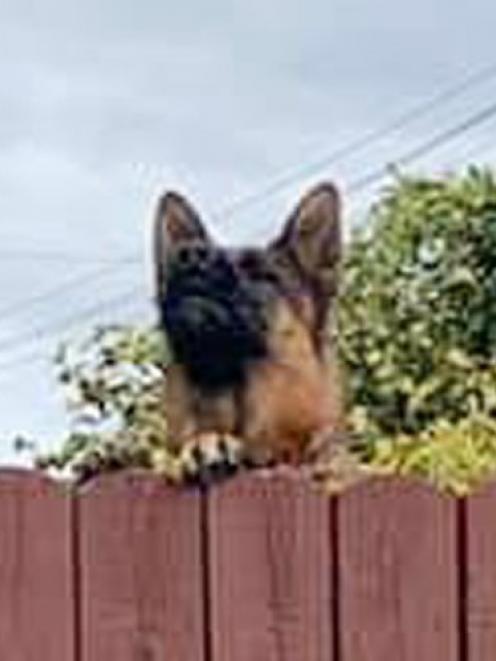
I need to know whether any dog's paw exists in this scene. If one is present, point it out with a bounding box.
[176,433,244,486]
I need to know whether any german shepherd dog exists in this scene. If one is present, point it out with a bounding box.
[153,183,344,482]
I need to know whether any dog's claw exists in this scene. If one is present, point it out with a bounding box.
[176,433,244,486]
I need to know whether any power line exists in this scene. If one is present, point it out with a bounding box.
[4,61,496,329]
[3,85,496,370]
[347,100,496,194]
[211,62,496,221]
[445,134,496,166]
[2,97,496,368]
[0,288,146,357]
[0,262,138,322]
[0,301,153,380]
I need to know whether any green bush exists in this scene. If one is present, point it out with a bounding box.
[367,413,496,494]
[339,167,496,439]
[36,326,175,481]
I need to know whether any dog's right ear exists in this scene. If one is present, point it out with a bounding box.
[153,191,210,299]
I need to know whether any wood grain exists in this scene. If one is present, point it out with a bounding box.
[338,477,458,661]
[207,472,334,661]
[0,469,74,660]
[78,472,204,661]
[466,482,496,661]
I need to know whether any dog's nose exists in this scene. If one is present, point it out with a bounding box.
[172,244,238,291]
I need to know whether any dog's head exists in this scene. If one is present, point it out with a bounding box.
[153,184,342,392]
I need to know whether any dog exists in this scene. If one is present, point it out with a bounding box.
[153,182,344,482]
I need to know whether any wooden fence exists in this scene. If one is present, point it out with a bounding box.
[1,468,496,660]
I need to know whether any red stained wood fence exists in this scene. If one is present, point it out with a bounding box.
[0,469,495,660]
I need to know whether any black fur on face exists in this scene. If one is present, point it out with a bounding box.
[159,244,278,391]
[153,184,342,391]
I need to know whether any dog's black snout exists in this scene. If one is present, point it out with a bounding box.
[173,244,237,287]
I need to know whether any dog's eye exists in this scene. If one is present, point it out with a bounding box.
[238,252,279,284]
[176,244,209,267]
[238,251,259,272]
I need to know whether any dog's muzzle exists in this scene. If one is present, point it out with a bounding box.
[159,244,269,391]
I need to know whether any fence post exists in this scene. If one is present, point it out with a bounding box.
[337,477,458,661]
[466,482,496,661]
[0,469,74,660]
[77,472,204,661]
[206,472,334,661]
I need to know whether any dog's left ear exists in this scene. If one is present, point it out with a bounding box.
[153,191,211,300]
[269,183,342,301]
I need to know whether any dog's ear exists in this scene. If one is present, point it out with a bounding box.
[269,182,342,301]
[153,191,210,298]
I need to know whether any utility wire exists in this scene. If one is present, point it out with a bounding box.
[347,100,496,194]
[4,61,496,267]
[0,262,138,322]
[0,288,145,357]
[0,300,148,378]
[213,63,496,221]
[4,62,496,327]
[0,300,151,379]
[19,93,496,347]
[3,89,496,370]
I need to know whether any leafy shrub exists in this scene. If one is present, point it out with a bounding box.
[36,326,176,481]
[339,167,496,439]
[367,413,496,494]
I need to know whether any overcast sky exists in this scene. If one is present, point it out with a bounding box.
[1,0,496,463]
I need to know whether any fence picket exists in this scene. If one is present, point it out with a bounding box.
[0,469,74,660]
[466,483,496,661]
[337,477,458,661]
[207,472,334,661]
[78,472,204,661]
